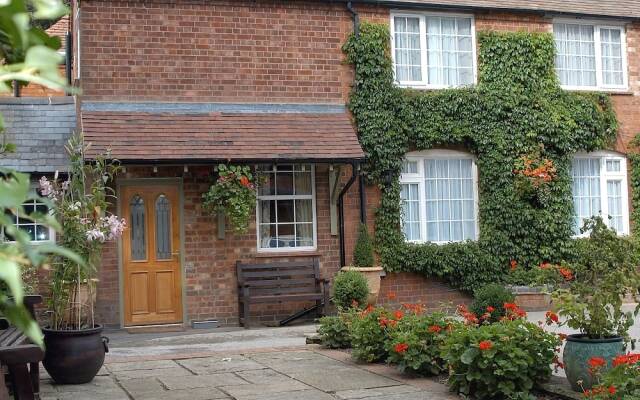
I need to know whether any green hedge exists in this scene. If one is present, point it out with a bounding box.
[343,24,618,291]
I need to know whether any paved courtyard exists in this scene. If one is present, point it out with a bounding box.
[40,348,457,400]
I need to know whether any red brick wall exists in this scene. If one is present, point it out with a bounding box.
[80,0,356,103]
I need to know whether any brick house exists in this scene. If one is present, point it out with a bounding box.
[5,0,639,328]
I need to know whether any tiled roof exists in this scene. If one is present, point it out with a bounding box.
[82,112,365,162]
[45,15,68,50]
[381,0,640,19]
[0,97,75,173]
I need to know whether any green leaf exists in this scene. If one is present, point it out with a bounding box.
[0,168,30,208]
[1,303,43,347]
[461,347,479,365]
[0,255,23,303]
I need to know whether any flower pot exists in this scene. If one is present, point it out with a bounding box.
[506,285,551,311]
[563,334,623,392]
[340,266,383,305]
[43,325,109,384]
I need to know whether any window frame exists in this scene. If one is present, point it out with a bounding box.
[255,164,318,253]
[390,10,478,89]
[553,18,629,92]
[400,149,480,244]
[571,151,629,237]
[2,185,56,245]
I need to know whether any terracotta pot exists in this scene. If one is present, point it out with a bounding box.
[43,325,109,384]
[563,334,623,392]
[340,266,383,305]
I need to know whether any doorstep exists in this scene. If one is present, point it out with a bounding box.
[124,323,185,334]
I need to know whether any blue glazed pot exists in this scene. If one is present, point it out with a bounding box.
[563,334,624,392]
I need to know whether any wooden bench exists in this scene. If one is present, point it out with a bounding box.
[236,259,329,328]
[0,295,44,400]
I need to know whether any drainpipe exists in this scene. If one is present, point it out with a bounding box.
[347,1,359,37]
[65,31,73,87]
[338,162,359,267]
[358,169,366,224]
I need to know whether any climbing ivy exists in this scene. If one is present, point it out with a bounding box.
[343,23,618,291]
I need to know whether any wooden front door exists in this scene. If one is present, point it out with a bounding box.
[121,184,183,326]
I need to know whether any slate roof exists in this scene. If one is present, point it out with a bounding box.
[81,111,365,162]
[0,97,75,173]
[374,0,640,19]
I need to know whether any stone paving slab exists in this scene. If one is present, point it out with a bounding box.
[219,381,313,399]
[335,385,423,399]
[239,389,336,400]
[111,365,193,380]
[107,359,179,372]
[159,373,248,390]
[177,355,265,374]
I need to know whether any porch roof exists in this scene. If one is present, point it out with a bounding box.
[81,111,365,163]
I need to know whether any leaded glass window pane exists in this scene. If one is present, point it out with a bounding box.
[571,158,601,234]
[155,194,171,260]
[394,16,422,82]
[130,195,146,260]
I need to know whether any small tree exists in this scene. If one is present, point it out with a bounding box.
[353,223,374,268]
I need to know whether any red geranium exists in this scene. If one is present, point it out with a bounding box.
[486,306,495,313]
[545,310,559,324]
[394,343,408,354]
[394,310,404,320]
[478,340,493,351]
[428,325,442,333]
[558,267,574,281]
[588,356,606,370]
[510,260,517,271]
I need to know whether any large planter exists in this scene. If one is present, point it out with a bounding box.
[43,325,109,384]
[506,285,551,311]
[563,334,624,392]
[340,266,383,305]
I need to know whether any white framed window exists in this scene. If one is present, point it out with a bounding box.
[2,193,55,244]
[399,150,479,244]
[571,152,629,236]
[553,20,628,91]
[256,164,317,252]
[390,11,477,89]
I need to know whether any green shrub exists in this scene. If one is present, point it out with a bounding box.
[442,319,560,399]
[317,313,352,349]
[332,270,369,310]
[385,311,459,375]
[353,223,374,268]
[588,354,640,399]
[470,284,516,323]
[350,306,390,362]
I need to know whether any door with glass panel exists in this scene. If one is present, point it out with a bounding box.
[121,184,182,326]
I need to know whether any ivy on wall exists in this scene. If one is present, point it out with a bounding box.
[343,23,618,291]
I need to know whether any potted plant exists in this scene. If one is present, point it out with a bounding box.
[541,217,640,392]
[202,164,258,234]
[341,224,382,304]
[41,135,125,384]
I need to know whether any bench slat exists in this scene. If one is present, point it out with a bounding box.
[245,293,324,303]
[236,260,318,269]
[0,329,25,348]
[240,270,316,279]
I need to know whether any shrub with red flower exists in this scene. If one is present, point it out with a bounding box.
[386,311,457,376]
[588,357,607,372]
[202,164,259,233]
[442,318,560,399]
[586,353,640,399]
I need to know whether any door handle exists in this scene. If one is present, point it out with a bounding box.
[171,251,180,257]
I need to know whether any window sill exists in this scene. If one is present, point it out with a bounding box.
[562,87,632,95]
[255,250,321,258]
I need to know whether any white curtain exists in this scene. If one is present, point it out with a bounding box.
[401,183,421,240]
[394,16,422,82]
[426,17,473,86]
[607,180,623,233]
[554,23,596,87]
[571,158,601,234]
[600,28,624,86]
[424,159,475,242]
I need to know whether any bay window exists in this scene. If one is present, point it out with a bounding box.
[553,21,628,90]
[391,12,476,88]
[400,150,478,243]
[571,152,629,235]
[257,164,316,251]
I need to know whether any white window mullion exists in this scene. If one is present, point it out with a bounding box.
[594,26,604,89]
[419,15,428,86]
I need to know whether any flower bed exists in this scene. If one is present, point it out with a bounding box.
[317,300,561,399]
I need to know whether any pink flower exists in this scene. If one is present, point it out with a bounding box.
[86,228,106,242]
[39,176,53,196]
